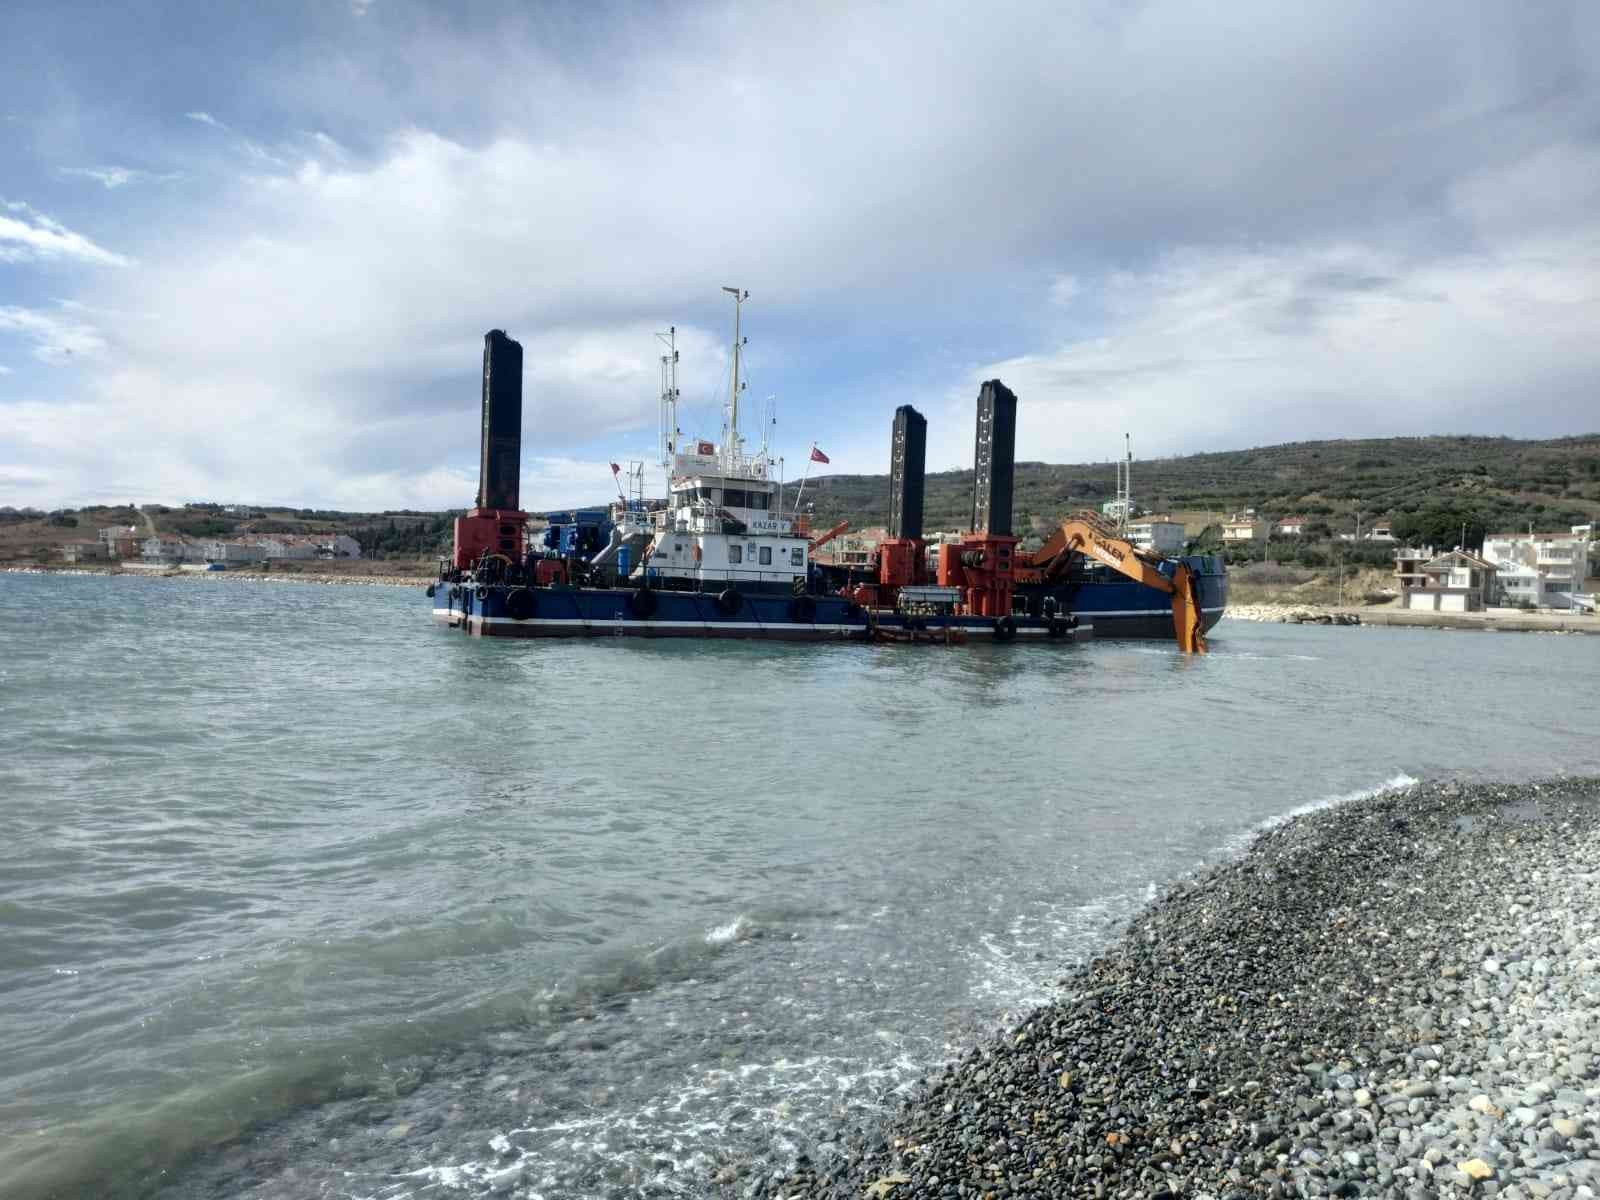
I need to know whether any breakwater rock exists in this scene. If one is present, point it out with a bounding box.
[1227,604,1363,626]
[782,778,1600,1200]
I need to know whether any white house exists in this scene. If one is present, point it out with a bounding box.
[1222,512,1267,544]
[60,541,108,563]
[1482,530,1592,610]
[201,539,267,564]
[1127,516,1186,555]
[1275,516,1309,536]
[141,534,201,563]
[315,533,362,559]
[1403,550,1497,612]
[255,536,317,560]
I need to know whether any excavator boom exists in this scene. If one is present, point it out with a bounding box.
[808,520,850,553]
[1026,512,1208,653]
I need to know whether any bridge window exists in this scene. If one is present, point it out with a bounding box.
[729,545,742,563]
[790,547,804,567]
[724,488,747,508]
[759,546,772,565]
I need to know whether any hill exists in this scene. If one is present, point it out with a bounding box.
[5,434,1597,568]
[779,433,1600,543]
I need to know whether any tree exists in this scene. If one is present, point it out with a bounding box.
[1390,505,1485,551]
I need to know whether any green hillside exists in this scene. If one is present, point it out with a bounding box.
[780,434,1600,546]
[7,434,1598,568]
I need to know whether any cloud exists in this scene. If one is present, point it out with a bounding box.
[933,151,1600,466]
[0,200,132,266]
[0,305,109,363]
[7,1,1599,510]
[58,166,181,189]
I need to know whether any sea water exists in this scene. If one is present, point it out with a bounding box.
[2,572,1597,1198]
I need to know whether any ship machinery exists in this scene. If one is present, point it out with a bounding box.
[430,297,1223,651]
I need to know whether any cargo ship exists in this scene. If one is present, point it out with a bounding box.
[428,292,1225,650]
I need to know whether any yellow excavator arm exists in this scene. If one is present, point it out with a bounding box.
[1027,512,1208,653]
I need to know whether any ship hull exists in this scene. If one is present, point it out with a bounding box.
[426,555,1226,643]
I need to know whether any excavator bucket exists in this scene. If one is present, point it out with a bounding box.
[1171,563,1207,654]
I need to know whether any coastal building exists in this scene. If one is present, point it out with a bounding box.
[1392,546,1437,592]
[141,534,198,563]
[1482,530,1592,610]
[1275,516,1309,536]
[1338,518,1396,543]
[98,525,141,558]
[60,541,109,563]
[1221,512,1267,544]
[1126,516,1186,555]
[1401,550,1497,612]
[201,539,267,565]
[254,536,317,561]
[316,533,362,559]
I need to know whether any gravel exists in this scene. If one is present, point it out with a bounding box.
[777,778,1600,1200]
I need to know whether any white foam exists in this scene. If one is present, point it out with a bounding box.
[704,915,749,945]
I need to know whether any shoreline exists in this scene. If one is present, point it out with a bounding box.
[8,567,1598,635]
[0,564,431,589]
[1227,602,1600,635]
[783,777,1600,1199]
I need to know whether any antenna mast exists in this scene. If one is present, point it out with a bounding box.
[656,326,679,469]
[721,286,748,466]
[1122,433,1132,532]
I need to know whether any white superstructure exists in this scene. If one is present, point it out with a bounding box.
[647,290,810,592]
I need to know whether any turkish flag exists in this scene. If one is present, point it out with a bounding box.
[810,446,830,464]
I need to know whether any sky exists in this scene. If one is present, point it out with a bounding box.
[2,1,1598,512]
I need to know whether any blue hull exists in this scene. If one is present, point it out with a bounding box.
[426,556,1225,642]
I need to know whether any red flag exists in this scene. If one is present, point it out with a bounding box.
[609,462,621,475]
[809,446,830,464]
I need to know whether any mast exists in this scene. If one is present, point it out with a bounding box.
[656,325,679,469]
[721,286,748,466]
[1122,433,1132,532]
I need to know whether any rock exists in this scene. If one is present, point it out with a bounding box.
[1461,1158,1497,1181]
[1552,1118,1581,1138]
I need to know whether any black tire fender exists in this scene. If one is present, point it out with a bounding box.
[474,585,488,602]
[717,588,743,616]
[629,588,658,618]
[789,595,816,623]
[425,583,436,598]
[504,588,536,621]
[993,615,1017,642]
[1047,617,1066,639]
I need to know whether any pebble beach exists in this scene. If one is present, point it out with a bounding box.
[783,778,1600,1200]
